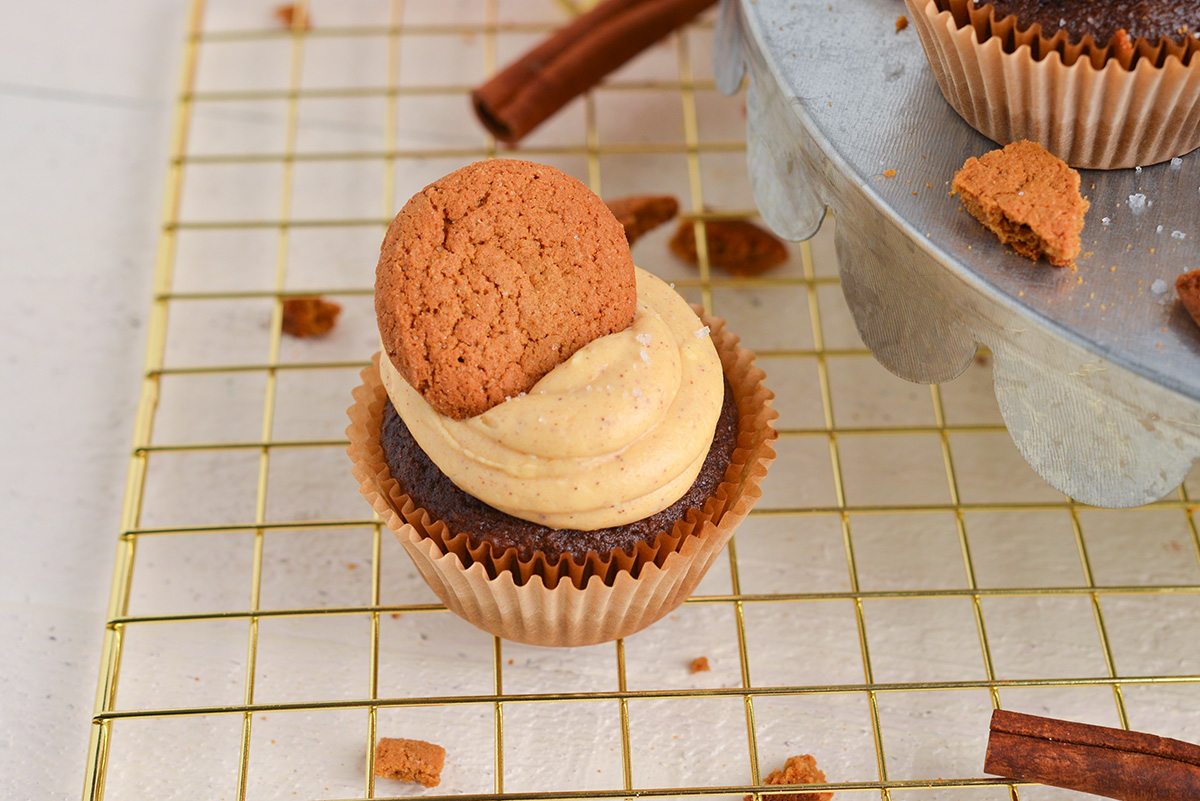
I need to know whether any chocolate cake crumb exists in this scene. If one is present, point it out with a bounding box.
[669,219,788,276]
[606,195,680,245]
[745,754,832,801]
[951,140,1089,268]
[374,737,445,787]
[690,656,711,673]
[282,296,341,337]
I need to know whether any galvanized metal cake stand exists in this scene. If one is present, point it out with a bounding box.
[715,0,1200,508]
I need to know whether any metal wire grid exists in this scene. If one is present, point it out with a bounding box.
[83,1,1200,800]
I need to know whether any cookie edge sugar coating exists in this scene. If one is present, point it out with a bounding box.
[376,159,637,420]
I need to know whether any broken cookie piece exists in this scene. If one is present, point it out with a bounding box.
[606,195,679,245]
[374,737,445,788]
[689,656,711,674]
[745,754,832,801]
[1177,269,1200,327]
[669,218,789,276]
[951,140,1089,268]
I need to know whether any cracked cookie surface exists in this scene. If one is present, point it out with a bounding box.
[376,159,636,419]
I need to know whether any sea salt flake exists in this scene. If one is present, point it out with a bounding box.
[631,387,642,398]
[1171,157,1184,169]
[635,333,652,346]
[1157,225,1164,233]
[694,325,711,338]
[640,349,651,363]
[1128,193,1147,211]
[1173,230,1187,240]
[1151,278,1169,295]
[1135,166,1143,174]
[1101,217,1111,226]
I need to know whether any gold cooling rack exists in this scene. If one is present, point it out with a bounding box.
[85,1,1200,800]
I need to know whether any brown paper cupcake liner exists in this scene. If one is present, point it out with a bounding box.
[346,310,777,646]
[907,0,1200,168]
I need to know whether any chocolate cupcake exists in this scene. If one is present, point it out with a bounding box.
[906,0,1200,168]
[347,160,776,646]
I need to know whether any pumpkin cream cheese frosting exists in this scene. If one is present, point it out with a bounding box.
[379,267,723,531]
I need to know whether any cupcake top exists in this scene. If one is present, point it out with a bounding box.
[380,268,724,530]
[977,0,1200,47]
[377,159,725,531]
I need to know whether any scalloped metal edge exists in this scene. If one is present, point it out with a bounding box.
[715,0,1200,507]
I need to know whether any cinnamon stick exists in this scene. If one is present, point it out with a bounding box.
[985,709,1200,801]
[472,0,716,143]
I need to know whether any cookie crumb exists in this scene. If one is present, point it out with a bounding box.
[669,219,788,276]
[951,140,1088,268]
[1176,270,1200,326]
[605,195,680,245]
[745,754,831,801]
[690,656,710,673]
[1112,28,1134,59]
[282,296,341,337]
[883,168,897,178]
[895,14,908,32]
[274,4,311,29]
[374,737,445,788]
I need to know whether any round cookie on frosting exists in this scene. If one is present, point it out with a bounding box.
[376,159,636,420]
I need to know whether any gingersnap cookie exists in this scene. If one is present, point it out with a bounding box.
[376,159,636,420]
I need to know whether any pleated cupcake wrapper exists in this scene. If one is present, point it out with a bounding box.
[346,310,777,646]
[907,0,1200,169]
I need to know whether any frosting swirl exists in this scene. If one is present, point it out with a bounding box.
[379,268,724,531]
